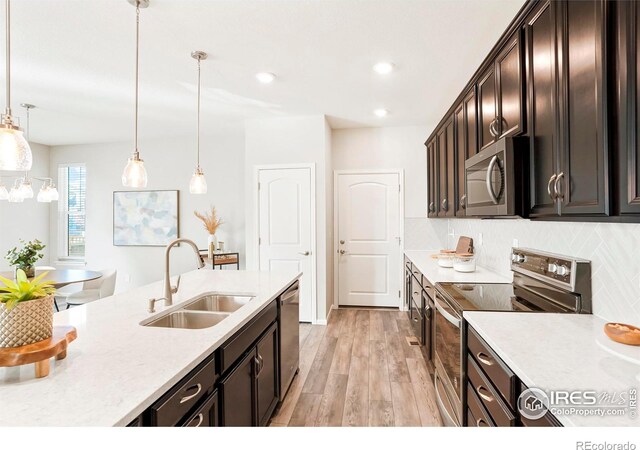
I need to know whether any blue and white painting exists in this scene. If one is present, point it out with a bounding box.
[113,191,179,246]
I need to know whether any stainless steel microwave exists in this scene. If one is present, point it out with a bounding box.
[464,137,525,217]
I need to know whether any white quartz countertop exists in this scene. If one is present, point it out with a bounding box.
[0,269,300,427]
[404,250,512,285]
[464,312,640,427]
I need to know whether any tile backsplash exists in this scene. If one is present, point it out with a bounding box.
[440,218,640,324]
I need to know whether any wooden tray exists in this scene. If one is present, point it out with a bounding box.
[0,325,77,378]
[604,323,640,346]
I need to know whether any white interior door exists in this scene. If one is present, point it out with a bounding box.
[337,172,402,308]
[258,167,314,322]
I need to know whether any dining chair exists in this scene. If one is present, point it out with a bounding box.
[36,266,59,311]
[60,269,117,309]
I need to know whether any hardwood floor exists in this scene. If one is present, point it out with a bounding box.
[270,307,443,427]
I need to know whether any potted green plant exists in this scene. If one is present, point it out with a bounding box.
[4,239,46,278]
[0,270,56,348]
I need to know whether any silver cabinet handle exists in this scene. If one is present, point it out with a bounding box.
[476,418,490,427]
[547,174,557,201]
[460,195,466,209]
[485,155,500,204]
[298,251,310,256]
[489,118,499,137]
[476,352,495,366]
[188,413,204,427]
[441,198,448,211]
[476,385,495,403]
[554,172,565,201]
[179,383,202,404]
[428,201,435,212]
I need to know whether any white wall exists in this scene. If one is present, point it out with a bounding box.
[435,218,640,325]
[48,132,245,293]
[331,126,445,250]
[0,142,52,270]
[244,115,332,321]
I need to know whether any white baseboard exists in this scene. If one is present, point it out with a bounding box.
[315,304,333,325]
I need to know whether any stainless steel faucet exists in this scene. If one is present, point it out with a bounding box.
[163,238,205,306]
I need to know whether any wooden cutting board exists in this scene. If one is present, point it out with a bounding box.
[455,236,474,254]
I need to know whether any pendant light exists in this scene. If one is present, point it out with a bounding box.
[0,0,32,171]
[121,0,149,188]
[189,51,207,194]
[0,178,8,200]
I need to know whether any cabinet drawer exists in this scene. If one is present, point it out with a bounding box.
[150,356,216,427]
[411,276,424,309]
[466,383,494,427]
[467,356,516,427]
[219,300,277,374]
[468,326,516,408]
[182,391,218,427]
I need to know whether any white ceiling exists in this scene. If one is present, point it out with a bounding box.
[6,0,525,146]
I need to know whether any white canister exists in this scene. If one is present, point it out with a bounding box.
[437,250,456,268]
[453,253,476,273]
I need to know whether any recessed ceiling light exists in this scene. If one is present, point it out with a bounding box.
[374,108,389,117]
[256,72,276,84]
[373,62,394,75]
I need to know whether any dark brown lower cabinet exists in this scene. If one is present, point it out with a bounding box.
[220,350,255,426]
[220,322,279,427]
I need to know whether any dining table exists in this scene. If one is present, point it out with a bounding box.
[0,269,102,289]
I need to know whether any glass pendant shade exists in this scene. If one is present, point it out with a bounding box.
[37,184,50,202]
[189,167,207,194]
[122,154,147,188]
[0,128,32,171]
[8,185,22,202]
[48,185,59,201]
[18,179,33,198]
[0,183,8,200]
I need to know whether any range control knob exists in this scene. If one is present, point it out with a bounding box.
[512,253,526,263]
[547,263,558,274]
[556,265,570,276]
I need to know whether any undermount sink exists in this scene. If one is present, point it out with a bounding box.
[144,310,230,329]
[183,294,254,313]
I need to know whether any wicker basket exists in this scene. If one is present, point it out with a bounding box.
[0,295,54,348]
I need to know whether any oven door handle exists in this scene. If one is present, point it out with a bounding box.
[485,154,500,205]
[434,297,460,328]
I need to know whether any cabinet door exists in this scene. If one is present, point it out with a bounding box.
[436,125,449,217]
[478,67,498,150]
[220,349,256,426]
[445,117,456,218]
[525,0,560,217]
[556,0,609,216]
[495,30,525,138]
[454,103,467,216]
[617,0,640,215]
[256,323,279,426]
[464,87,479,158]
[427,139,438,217]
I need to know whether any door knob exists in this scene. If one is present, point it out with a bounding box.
[340,240,345,244]
[339,250,346,254]
[299,251,310,256]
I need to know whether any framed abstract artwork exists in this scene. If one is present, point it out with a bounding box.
[113,190,179,246]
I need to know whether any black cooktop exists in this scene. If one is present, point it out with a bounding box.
[436,282,517,312]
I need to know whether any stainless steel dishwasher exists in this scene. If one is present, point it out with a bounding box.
[278,281,300,399]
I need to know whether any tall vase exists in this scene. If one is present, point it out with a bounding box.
[207,234,218,256]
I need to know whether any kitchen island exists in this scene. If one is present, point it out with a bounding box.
[0,268,301,426]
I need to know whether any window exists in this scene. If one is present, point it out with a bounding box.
[58,164,86,260]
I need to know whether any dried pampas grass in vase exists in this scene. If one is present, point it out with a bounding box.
[194,206,224,254]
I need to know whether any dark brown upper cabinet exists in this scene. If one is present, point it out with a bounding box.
[526,0,609,218]
[555,0,609,217]
[453,87,477,216]
[436,116,456,217]
[525,0,559,218]
[478,30,525,152]
[616,0,640,215]
[427,139,438,217]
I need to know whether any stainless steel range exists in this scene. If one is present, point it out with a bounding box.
[433,248,592,427]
